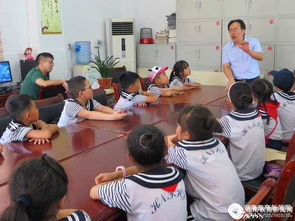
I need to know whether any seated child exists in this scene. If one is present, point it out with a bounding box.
[90,125,187,221]
[169,60,201,89]
[166,105,244,220]
[251,79,283,150]
[270,68,295,142]
[1,154,90,221]
[0,94,58,144]
[147,66,184,97]
[114,71,158,110]
[216,82,265,181]
[58,76,126,127]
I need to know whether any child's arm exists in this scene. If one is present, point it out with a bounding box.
[160,88,180,97]
[144,94,158,103]
[184,82,201,88]
[142,91,154,96]
[90,166,139,200]
[165,134,179,147]
[95,105,116,114]
[77,109,126,121]
[26,120,58,140]
[0,144,3,154]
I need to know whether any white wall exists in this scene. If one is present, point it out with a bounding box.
[0,0,176,83]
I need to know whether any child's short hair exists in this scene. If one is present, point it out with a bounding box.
[178,105,222,141]
[127,125,165,167]
[169,60,189,83]
[68,76,87,98]
[6,94,33,119]
[251,79,274,103]
[36,52,54,64]
[270,68,295,92]
[1,154,68,220]
[229,82,253,110]
[120,71,140,91]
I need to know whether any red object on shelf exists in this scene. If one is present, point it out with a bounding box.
[140,38,154,44]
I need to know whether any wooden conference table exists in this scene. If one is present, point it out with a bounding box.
[0,86,228,220]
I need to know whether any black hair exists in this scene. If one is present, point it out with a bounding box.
[119,71,140,91]
[5,94,33,120]
[169,60,189,83]
[0,155,68,221]
[178,105,222,141]
[229,82,253,111]
[36,52,54,65]
[251,79,277,124]
[228,19,246,31]
[68,76,87,98]
[127,125,165,167]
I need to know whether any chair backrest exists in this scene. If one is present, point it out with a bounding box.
[233,178,276,221]
[286,132,295,164]
[111,83,121,102]
[0,115,11,137]
[139,77,151,91]
[37,94,65,124]
[92,88,108,106]
[271,158,295,221]
[20,59,37,81]
[109,66,127,83]
[0,107,8,117]
[38,85,66,100]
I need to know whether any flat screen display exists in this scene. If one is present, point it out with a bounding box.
[0,61,13,83]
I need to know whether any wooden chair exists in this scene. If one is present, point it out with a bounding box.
[38,85,66,100]
[139,77,151,91]
[109,66,126,83]
[233,178,276,221]
[271,158,295,221]
[112,83,121,102]
[36,93,65,124]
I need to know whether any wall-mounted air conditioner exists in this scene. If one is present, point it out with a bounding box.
[106,18,136,72]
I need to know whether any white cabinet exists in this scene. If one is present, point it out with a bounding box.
[176,0,198,20]
[223,0,249,18]
[278,0,295,15]
[275,45,295,70]
[260,45,275,70]
[277,19,295,43]
[248,18,276,43]
[137,44,176,68]
[177,45,197,66]
[249,0,276,17]
[177,21,198,44]
[198,0,222,18]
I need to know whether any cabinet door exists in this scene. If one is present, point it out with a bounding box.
[275,45,295,70]
[223,0,248,18]
[260,45,275,70]
[177,21,198,44]
[248,18,276,43]
[198,0,222,18]
[277,19,295,43]
[197,20,221,44]
[176,0,198,20]
[156,44,176,68]
[278,0,295,15]
[177,45,198,66]
[137,45,156,68]
[197,45,221,67]
[249,0,275,17]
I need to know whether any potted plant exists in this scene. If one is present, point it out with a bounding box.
[90,55,120,89]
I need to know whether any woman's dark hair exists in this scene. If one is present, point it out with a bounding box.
[127,125,165,167]
[251,78,277,124]
[169,60,189,83]
[68,76,87,98]
[0,155,68,221]
[178,105,222,141]
[229,82,253,110]
[5,94,33,120]
[120,71,140,91]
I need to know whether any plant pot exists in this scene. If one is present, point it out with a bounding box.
[98,78,112,89]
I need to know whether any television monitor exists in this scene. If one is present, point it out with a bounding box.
[0,61,13,83]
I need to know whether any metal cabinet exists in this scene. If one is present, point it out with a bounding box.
[137,44,176,68]
[275,45,295,70]
[248,18,276,43]
[249,0,276,17]
[278,0,295,15]
[223,0,248,18]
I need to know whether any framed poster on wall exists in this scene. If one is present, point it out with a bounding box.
[40,0,62,34]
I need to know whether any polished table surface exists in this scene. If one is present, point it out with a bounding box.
[159,85,227,104]
[0,86,230,220]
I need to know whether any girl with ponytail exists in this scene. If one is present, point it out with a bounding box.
[251,78,282,150]
[216,82,265,181]
[0,155,90,221]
